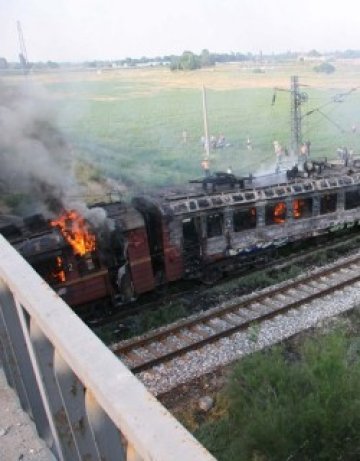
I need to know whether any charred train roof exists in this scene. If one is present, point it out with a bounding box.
[13,229,67,259]
[92,201,145,231]
[132,166,360,218]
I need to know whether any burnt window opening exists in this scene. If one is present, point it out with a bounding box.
[174,203,188,213]
[33,254,66,285]
[320,193,337,214]
[212,197,223,206]
[293,198,313,219]
[244,192,255,200]
[232,194,244,202]
[77,252,101,277]
[233,208,257,232]
[345,189,360,209]
[265,202,287,225]
[198,198,210,208]
[207,213,224,238]
[264,189,274,197]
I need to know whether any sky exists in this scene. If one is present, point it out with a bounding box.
[1,0,360,62]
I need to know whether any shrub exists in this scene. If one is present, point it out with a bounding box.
[196,332,360,460]
[313,62,336,74]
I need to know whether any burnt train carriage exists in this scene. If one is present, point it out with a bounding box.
[3,161,360,310]
[127,167,360,292]
[5,217,113,310]
[97,201,156,299]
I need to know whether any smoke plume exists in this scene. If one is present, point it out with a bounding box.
[0,79,81,216]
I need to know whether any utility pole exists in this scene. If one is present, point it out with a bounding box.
[17,20,29,73]
[202,85,210,160]
[290,76,301,156]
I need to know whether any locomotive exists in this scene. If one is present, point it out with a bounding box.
[2,153,360,313]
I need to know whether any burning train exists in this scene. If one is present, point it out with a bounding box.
[2,154,360,313]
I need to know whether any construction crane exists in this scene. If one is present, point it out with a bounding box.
[17,20,29,73]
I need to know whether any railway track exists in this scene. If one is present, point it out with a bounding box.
[113,252,360,387]
[89,232,360,330]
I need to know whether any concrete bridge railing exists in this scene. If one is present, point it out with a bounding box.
[0,235,216,461]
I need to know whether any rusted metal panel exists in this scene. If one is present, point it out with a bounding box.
[57,270,113,307]
[162,222,183,282]
[126,229,155,294]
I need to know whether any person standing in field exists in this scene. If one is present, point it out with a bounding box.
[201,158,210,177]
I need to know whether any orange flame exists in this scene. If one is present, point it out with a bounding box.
[53,256,66,283]
[273,202,286,223]
[51,210,96,256]
[293,199,303,219]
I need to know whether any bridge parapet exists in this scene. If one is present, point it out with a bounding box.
[0,235,215,461]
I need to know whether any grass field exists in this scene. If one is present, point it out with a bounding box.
[6,60,360,190]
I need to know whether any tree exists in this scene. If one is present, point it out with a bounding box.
[314,62,335,74]
[200,49,214,67]
[0,57,8,69]
[179,51,201,70]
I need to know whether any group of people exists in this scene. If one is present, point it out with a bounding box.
[200,134,228,150]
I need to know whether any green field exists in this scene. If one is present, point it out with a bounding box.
[8,61,360,190]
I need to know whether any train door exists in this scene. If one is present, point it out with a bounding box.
[142,208,165,284]
[182,216,201,270]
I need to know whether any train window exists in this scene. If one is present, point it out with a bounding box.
[264,189,274,197]
[245,192,255,200]
[292,185,302,193]
[265,202,287,225]
[212,197,223,206]
[189,201,197,210]
[207,213,223,238]
[276,188,285,196]
[293,198,313,219]
[35,255,66,285]
[320,180,329,188]
[77,253,100,276]
[345,190,360,209]
[232,194,244,202]
[174,203,188,213]
[198,198,210,208]
[303,183,313,191]
[320,193,337,214]
[343,177,353,185]
[328,179,338,187]
[233,208,257,231]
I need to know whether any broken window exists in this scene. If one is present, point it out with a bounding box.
[320,193,337,214]
[265,202,287,225]
[33,254,66,285]
[293,198,313,219]
[233,207,257,232]
[345,189,360,209]
[183,217,200,248]
[207,213,223,238]
[77,253,100,276]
